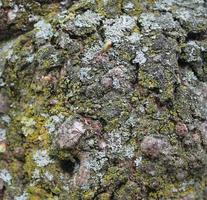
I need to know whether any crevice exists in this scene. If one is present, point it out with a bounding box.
[0,27,34,42]
[204,0,207,7]
[136,20,143,32]
[96,20,105,43]
[110,179,128,200]
[130,55,140,88]
[186,29,207,41]
[178,56,206,83]
[154,96,174,110]
[93,188,107,200]
[132,63,140,88]
[67,30,97,40]
[0,180,5,200]
[59,157,80,175]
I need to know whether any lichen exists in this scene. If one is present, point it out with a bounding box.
[0,169,12,185]
[34,19,53,44]
[33,150,54,167]
[0,0,207,199]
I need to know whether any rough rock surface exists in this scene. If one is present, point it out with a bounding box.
[0,0,207,199]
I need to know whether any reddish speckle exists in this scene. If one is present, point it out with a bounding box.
[101,77,113,88]
[141,136,169,158]
[49,99,58,106]
[175,122,188,137]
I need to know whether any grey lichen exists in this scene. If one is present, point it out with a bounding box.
[0,169,12,185]
[0,0,207,199]
[103,15,137,44]
[34,19,53,44]
[33,150,54,167]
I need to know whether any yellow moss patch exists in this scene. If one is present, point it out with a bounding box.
[83,190,95,200]
[28,186,53,200]
[24,151,36,178]
[99,193,111,200]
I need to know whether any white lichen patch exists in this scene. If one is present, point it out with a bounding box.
[174,8,192,22]
[107,132,123,154]
[26,54,34,63]
[1,115,11,124]
[139,12,178,32]
[123,2,135,11]
[33,150,54,167]
[34,19,53,43]
[0,169,12,185]
[15,192,29,200]
[0,128,6,141]
[32,169,40,180]
[133,50,147,65]
[79,67,92,81]
[126,32,142,44]
[45,171,53,181]
[74,10,102,28]
[154,0,175,11]
[134,157,142,168]
[21,117,36,137]
[104,15,137,44]
[45,114,65,135]
[84,151,108,172]
[82,44,102,63]
[184,41,202,63]
[0,40,15,77]
[7,5,19,21]
[124,146,135,159]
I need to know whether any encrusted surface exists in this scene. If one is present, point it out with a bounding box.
[0,0,207,199]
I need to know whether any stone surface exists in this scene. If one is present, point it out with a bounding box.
[140,136,170,158]
[0,0,207,199]
[0,93,9,114]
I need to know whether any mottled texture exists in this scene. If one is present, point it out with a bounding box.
[0,0,207,199]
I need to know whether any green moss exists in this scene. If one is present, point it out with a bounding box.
[24,151,36,178]
[139,70,160,89]
[149,184,195,199]
[27,185,53,200]
[159,121,175,134]
[122,0,143,16]
[82,190,95,200]
[104,118,120,132]
[103,167,128,188]
[96,0,122,17]
[98,193,111,200]
[68,0,96,14]
[114,181,141,199]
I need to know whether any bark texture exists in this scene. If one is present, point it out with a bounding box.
[0,0,207,199]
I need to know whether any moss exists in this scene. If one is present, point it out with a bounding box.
[98,193,111,200]
[68,0,96,15]
[96,0,123,17]
[1,0,207,198]
[82,190,95,200]
[114,181,141,200]
[96,0,143,17]
[149,184,195,199]
[50,148,74,161]
[139,70,160,89]
[28,185,53,200]
[103,167,128,188]
[159,121,175,135]
[104,118,120,133]
[26,119,50,148]
[122,0,143,16]
[24,151,36,178]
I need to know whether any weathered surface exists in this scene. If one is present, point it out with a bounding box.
[0,0,207,199]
